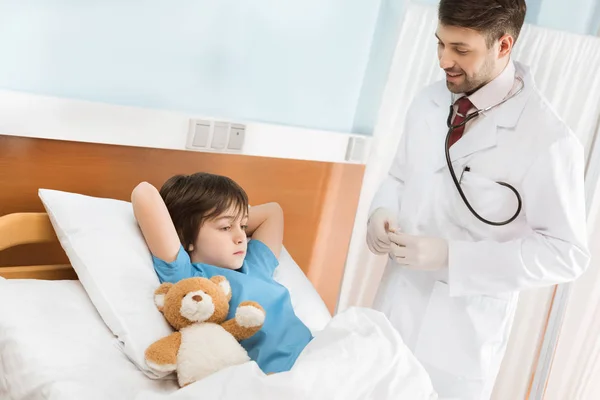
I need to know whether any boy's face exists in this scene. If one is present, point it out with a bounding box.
[190,206,249,270]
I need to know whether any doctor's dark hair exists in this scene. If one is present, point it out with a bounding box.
[159,172,249,253]
[438,0,527,48]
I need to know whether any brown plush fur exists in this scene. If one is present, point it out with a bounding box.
[153,282,173,313]
[159,277,231,330]
[221,301,265,341]
[209,276,232,302]
[145,276,265,384]
[145,331,181,366]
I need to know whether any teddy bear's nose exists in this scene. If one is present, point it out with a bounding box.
[192,295,203,302]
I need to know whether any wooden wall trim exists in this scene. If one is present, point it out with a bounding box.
[0,134,365,312]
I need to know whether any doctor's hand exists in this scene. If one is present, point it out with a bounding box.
[366,208,398,255]
[388,232,448,271]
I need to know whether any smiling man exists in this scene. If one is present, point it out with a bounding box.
[436,1,523,95]
[366,1,590,399]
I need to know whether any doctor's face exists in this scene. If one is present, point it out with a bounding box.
[436,23,506,94]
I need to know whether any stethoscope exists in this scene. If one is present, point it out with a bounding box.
[445,76,525,226]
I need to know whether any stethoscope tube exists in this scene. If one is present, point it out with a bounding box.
[445,106,523,226]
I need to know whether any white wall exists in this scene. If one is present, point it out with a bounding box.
[0,89,370,165]
[0,0,383,134]
[537,0,600,36]
[352,0,408,134]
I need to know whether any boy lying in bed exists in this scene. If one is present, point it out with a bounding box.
[131,173,313,375]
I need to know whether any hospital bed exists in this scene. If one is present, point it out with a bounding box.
[0,134,361,399]
[0,134,437,400]
[0,218,333,399]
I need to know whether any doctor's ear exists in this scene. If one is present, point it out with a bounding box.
[496,34,514,58]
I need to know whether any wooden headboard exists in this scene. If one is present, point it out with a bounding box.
[0,134,365,313]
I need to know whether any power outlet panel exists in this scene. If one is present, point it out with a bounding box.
[186,119,246,152]
[345,136,367,163]
[228,124,245,150]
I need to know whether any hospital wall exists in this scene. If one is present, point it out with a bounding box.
[2,0,598,140]
[351,1,407,134]
[0,0,397,135]
[0,2,391,315]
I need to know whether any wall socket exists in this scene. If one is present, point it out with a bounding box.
[345,136,367,163]
[186,119,246,152]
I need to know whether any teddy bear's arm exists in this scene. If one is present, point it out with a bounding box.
[221,301,266,341]
[145,331,182,373]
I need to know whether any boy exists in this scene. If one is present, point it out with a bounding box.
[131,172,313,375]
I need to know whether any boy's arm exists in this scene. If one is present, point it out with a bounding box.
[131,182,181,262]
[245,202,284,259]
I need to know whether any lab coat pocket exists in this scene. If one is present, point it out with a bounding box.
[414,281,511,380]
[455,171,523,236]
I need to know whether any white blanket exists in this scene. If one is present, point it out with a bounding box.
[136,307,438,400]
[0,279,436,399]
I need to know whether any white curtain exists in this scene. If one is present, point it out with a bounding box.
[493,21,600,400]
[338,3,600,399]
[542,197,600,399]
[338,3,444,311]
[539,35,600,400]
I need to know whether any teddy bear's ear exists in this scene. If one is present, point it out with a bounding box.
[153,282,174,313]
[210,276,231,301]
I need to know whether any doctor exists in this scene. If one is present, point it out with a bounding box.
[367,0,590,399]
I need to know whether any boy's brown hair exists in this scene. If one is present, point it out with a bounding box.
[438,0,527,48]
[159,172,249,252]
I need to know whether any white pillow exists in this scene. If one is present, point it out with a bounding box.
[38,189,331,379]
[39,189,173,379]
[274,248,331,334]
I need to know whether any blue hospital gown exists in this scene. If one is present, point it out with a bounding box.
[152,239,313,374]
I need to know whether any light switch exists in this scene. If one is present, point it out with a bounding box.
[211,122,228,149]
[227,124,245,150]
[345,136,366,162]
[192,121,210,147]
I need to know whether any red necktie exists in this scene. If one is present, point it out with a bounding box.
[448,96,474,147]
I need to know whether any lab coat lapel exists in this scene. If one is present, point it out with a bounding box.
[447,115,498,165]
[426,62,535,171]
[424,83,454,171]
[424,85,497,171]
[449,71,535,166]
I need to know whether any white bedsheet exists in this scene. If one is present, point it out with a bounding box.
[0,279,177,400]
[0,278,437,400]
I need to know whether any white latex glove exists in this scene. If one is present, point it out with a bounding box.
[388,232,448,271]
[366,208,398,255]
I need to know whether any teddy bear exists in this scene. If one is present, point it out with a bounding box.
[144,276,266,387]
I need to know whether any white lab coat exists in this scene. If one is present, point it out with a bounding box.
[369,62,590,400]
